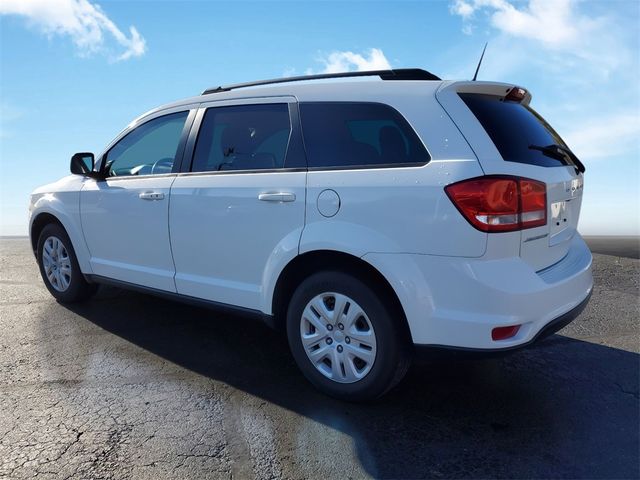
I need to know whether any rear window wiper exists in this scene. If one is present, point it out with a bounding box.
[528,144,585,174]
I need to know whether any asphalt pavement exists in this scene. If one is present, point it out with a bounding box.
[1,237,638,479]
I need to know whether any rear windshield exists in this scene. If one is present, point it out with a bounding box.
[459,93,569,167]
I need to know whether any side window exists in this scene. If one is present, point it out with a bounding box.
[299,102,430,168]
[105,111,189,177]
[191,104,291,172]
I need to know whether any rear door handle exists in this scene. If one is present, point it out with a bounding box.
[139,191,165,201]
[258,192,296,202]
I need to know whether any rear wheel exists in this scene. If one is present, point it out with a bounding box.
[37,223,97,303]
[286,271,410,401]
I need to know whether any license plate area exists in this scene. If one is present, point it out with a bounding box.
[549,199,574,245]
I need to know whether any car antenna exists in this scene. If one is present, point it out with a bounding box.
[472,42,488,81]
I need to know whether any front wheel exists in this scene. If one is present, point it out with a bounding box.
[286,271,411,401]
[37,223,97,303]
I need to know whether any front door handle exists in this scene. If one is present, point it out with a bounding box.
[258,192,296,203]
[139,191,165,201]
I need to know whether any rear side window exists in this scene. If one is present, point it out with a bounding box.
[299,102,430,169]
[460,93,569,167]
[192,104,291,172]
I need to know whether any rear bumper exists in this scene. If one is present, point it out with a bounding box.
[363,233,593,349]
[413,289,591,358]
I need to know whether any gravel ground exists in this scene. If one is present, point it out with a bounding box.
[0,238,638,479]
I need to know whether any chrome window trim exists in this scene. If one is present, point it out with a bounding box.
[96,173,179,182]
[176,168,307,178]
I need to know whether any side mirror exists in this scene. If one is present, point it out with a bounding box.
[70,152,95,176]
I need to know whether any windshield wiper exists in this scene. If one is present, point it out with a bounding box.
[528,144,585,174]
[555,144,586,174]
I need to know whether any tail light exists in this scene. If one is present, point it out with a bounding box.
[445,176,547,232]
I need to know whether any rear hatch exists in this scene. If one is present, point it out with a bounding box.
[437,81,585,271]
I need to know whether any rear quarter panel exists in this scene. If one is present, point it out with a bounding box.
[300,86,487,257]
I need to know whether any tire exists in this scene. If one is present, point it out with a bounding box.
[286,271,411,401]
[37,223,97,303]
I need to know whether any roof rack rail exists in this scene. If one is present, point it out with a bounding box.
[201,68,441,95]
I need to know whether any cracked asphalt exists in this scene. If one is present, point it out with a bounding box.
[1,237,638,479]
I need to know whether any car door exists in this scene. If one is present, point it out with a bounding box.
[169,97,306,311]
[81,107,195,292]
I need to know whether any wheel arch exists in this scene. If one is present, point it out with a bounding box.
[30,212,64,257]
[271,250,412,343]
[29,207,92,274]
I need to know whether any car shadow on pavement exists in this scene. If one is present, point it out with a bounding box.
[65,287,640,479]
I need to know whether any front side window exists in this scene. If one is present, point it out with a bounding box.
[299,102,430,168]
[105,111,188,177]
[191,104,291,172]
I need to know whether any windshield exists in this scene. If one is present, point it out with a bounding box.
[459,93,571,168]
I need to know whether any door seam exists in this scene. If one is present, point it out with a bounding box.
[167,175,179,293]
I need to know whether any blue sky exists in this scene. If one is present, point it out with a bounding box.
[1,0,638,235]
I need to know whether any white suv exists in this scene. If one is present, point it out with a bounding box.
[29,69,593,400]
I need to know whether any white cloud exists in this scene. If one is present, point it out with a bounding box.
[449,0,627,67]
[450,0,476,20]
[0,0,146,61]
[282,66,297,78]
[452,0,586,47]
[563,112,640,162]
[310,48,391,74]
[461,24,474,35]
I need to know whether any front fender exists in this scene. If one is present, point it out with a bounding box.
[30,191,93,274]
